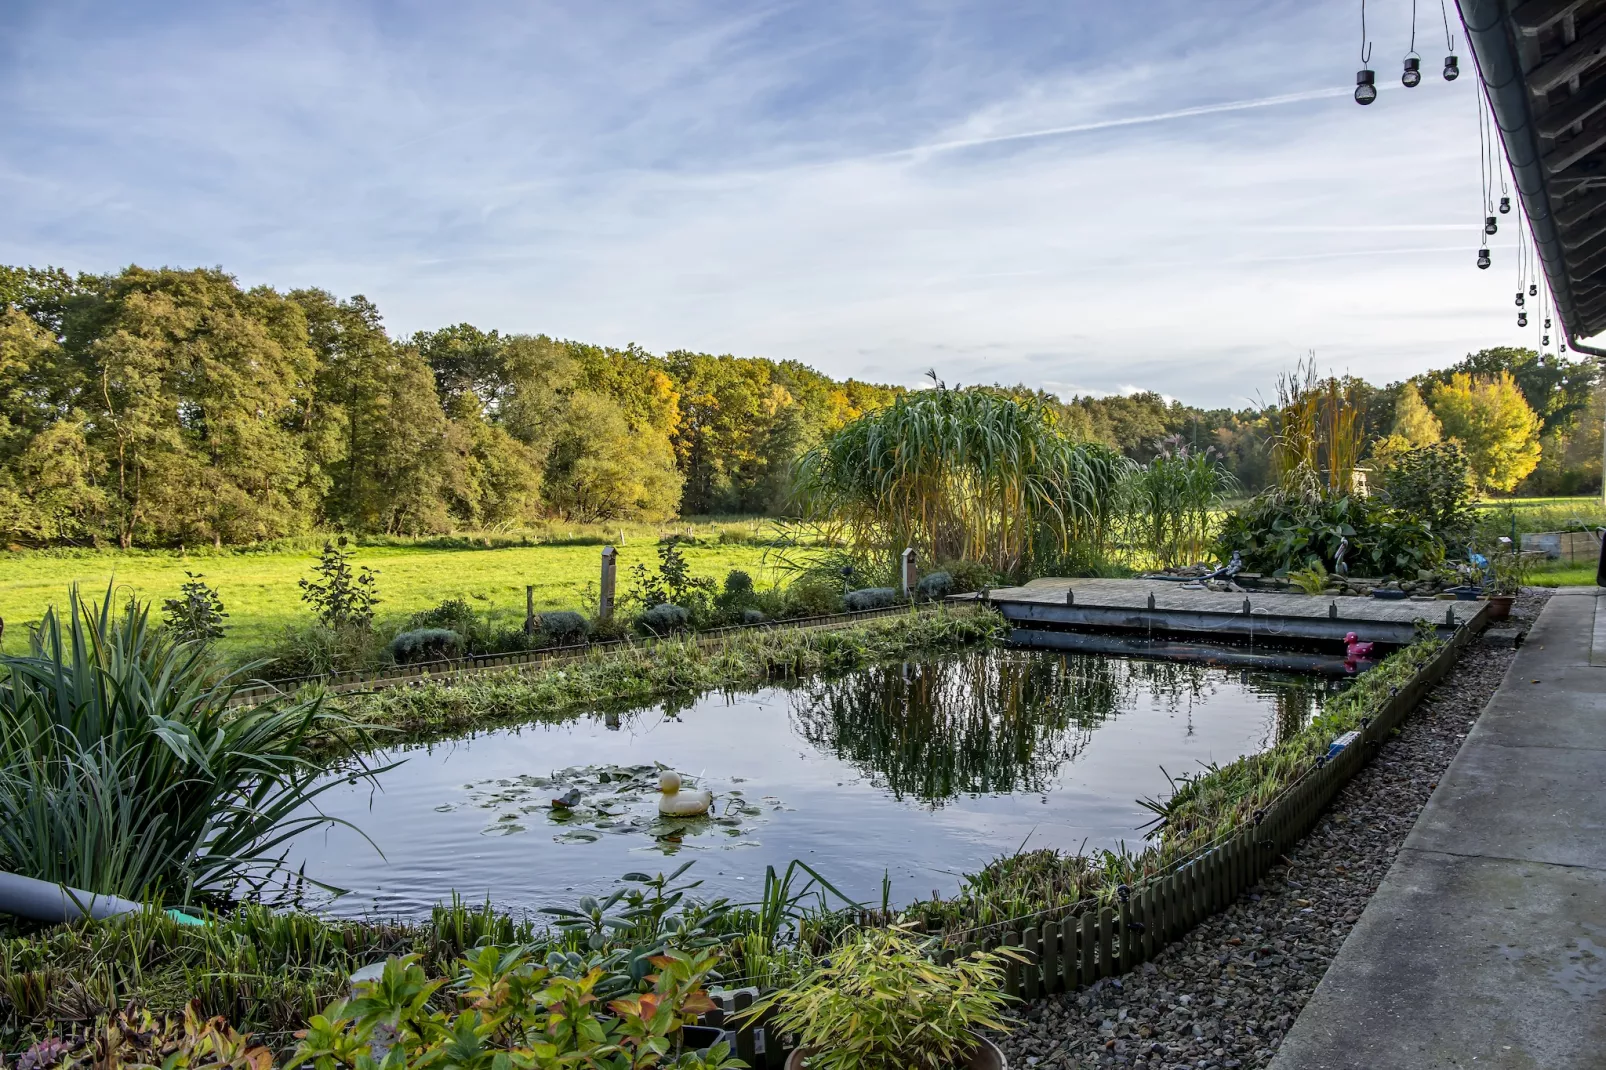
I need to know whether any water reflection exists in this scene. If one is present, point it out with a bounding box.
[788,650,1332,806]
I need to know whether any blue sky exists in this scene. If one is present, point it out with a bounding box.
[1,1,1537,407]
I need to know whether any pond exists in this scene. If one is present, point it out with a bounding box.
[284,648,1340,919]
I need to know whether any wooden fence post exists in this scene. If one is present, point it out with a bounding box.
[525,585,535,633]
[1039,919,1060,995]
[599,546,617,620]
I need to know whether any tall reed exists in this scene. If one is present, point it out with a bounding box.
[0,585,382,904]
[1122,435,1237,568]
[791,384,1130,578]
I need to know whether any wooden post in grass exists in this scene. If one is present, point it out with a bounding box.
[525,586,535,634]
[901,547,917,600]
[600,546,618,620]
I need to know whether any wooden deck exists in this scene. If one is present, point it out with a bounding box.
[971,577,1486,646]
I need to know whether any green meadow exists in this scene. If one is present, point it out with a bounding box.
[0,521,788,658]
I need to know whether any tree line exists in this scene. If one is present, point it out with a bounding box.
[2,262,1597,549]
[0,265,898,547]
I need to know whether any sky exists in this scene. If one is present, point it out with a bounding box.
[0,0,1549,408]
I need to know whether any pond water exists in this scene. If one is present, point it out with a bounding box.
[285,649,1338,919]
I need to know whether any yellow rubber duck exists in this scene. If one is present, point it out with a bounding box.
[656,770,714,817]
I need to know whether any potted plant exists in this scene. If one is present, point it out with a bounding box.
[757,925,1018,1070]
[1486,548,1529,621]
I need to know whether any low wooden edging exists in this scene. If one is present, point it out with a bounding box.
[694,616,1482,1067]
[227,602,982,707]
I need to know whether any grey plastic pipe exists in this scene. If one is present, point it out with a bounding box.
[0,869,145,922]
[0,869,205,925]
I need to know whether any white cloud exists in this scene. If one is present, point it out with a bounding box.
[0,1,1542,408]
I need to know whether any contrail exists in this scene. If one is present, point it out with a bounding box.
[890,84,1359,158]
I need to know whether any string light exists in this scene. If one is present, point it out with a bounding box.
[1356,1,1377,104]
[1440,0,1459,79]
[1403,0,1422,87]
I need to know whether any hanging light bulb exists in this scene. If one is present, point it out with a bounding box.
[1403,55,1422,87]
[1444,54,1460,80]
[1516,292,1526,307]
[1545,317,1552,329]
[1561,341,1568,352]
[1519,312,1528,326]
[1530,283,1538,296]
[1478,247,1492,269]
[1485,216,1499,235]
[1355,68,1378,105]
[1499,196,1511,214]
[1543,334,1551,346]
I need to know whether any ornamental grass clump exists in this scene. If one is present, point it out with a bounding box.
[0,584,383,904]
[756,926,1017,1070]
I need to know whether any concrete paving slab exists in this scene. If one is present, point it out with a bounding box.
[1404,742,1606,870]
[1269,851,1606,1070]
[1271,589,1606,1069]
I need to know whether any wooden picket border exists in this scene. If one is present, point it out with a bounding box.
[697,616,1481,1068]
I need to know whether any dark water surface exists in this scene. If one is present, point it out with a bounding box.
[286,649,1335,918]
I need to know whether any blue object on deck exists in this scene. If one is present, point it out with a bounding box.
[1325,730,1360,761]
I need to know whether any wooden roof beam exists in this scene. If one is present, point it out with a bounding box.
[1561,208,1606,249]
[1514,0,1589,36]
[1527,22,1606,96]
[1537,80,1606,136]
[1555,188,1606,226]
[1544,112,1606,172]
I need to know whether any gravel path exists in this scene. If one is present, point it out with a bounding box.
[998,591,1547,1070]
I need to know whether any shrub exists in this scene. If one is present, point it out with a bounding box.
[408,596,477,632]
[299,538,379,630]
[723,569,754,597]
[914,571,953,601]
[935,559,995,595]
[0,584,380,902]
[740,607,767,625]
[388,627,464,664]
[844,587,901,611]
[161,571,229,644]
[749,926,1017,1070]
[638,603,691,635]
[780,572,845,617]
[538,609,589,644]
[266,622,388,678]
[1379,442,1477,543]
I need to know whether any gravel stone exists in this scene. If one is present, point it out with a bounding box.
[996,590,1546,1069]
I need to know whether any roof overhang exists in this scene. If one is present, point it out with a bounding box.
[1461,0,1606,356]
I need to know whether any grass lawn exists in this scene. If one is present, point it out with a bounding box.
[0,521,793,658]
[1527,560,1599,587]
[1474,495,1606,535]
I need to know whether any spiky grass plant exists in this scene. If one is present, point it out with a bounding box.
[0,584,383,905]
[791,383,1131,579]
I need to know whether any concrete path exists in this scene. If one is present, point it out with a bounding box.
[1271,588,1606,1070]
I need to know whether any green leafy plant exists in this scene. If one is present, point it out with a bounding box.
[630,538,717,617]
[161,572,229,644]
[0,584,386,903]
[751,926,1016,1070]
[16,1002,273,1070]
[1286,558,1330,595]
[289,945,743,1070]
[299,537,380,631]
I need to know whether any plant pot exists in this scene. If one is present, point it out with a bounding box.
[680,1015,732,1047]
[1486,594,1514,621]
[785,1035,1006,1070]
